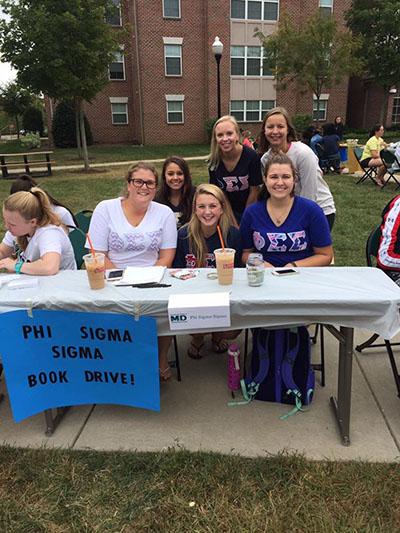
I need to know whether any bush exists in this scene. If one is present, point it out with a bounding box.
[22,106,44,136]
[52,101,93,148]
[205,117,218,143]
[292,114,313,135]
[20,132,41,149]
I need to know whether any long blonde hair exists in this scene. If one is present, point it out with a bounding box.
[207,115,241,171]
[186,184,237,267]
[3,187,62,251]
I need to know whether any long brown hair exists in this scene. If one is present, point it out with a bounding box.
[258,106,297,156]
[186,184,237,267]
[4,187,63,251]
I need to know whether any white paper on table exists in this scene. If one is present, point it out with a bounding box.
[115,266,166,286]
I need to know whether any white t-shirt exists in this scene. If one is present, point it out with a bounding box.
[52,205,76,229]
[261,141,336,216]
[88,198,177,268]
[2,225,77,270]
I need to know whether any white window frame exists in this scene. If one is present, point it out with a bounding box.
[165,94,184,124]
[163,38,183,77]
[319,0,333,16]
[163,0,181,19]
[231,0,279,22]
[313,94,329,121]
[231,45,273,77]
[392,96,400,125]
[230,99,276,122]
[110,97,128,125]
[109,49,125,81]
[106,0,122,26]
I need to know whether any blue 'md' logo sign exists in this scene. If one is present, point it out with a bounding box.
[170,314,188,322]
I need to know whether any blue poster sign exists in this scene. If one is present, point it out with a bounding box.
[0,310,160,422]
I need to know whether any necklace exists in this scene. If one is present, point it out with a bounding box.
[267,198,294,227]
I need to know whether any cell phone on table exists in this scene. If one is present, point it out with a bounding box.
[271,268,298,276]
[107,269,124,280]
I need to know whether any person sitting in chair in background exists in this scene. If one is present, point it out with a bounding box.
[377,194,400,284]
[321,123,341,174]
[10,174,77,229]
[360,124,388,188]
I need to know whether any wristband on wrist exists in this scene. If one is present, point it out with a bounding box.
[15,259,24,274]
[291,262,298,268]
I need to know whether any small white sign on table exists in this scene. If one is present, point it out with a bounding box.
[168,292,230,330]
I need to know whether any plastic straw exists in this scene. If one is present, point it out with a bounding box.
[86,233,96,258]
[217,224,225,250]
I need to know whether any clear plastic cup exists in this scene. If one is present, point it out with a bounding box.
[214,248,235,285]
[83,252,105,290]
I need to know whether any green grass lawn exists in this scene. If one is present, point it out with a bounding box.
[1,447,400,531]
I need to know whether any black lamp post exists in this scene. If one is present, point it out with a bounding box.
[212,36,223,118]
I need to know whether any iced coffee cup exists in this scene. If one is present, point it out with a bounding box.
[214,248,235,285]
[83,252,105,290]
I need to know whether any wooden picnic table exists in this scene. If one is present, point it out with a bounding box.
[0,151,55,179]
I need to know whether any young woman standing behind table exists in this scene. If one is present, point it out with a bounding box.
[334,116,345,140]
[240,153,333,268]
[208,115,262,224]
[360,124,388,188]
[155,156,196,228]
[173,183,242,358]
[88,162,177,381]
[0,188,76,274]
[259,107,336,230]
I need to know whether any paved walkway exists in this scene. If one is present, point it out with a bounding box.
[1,328,400,461]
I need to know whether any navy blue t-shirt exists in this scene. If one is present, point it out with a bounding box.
[321,134,340,158]
[173,225,243,268]
[208,145,262,223]
[240,196,331,267]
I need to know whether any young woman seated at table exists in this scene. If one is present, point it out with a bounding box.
[0,188,76,275]
[173,183,242,358]
[10,174,77,229]
[240,153,333,268]
[360,124,388,187]
[155,156,196,228]
[88,162,177,380]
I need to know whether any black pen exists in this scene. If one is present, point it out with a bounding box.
[130,283,172,288]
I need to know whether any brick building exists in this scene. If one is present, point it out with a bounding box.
[47,0,353,145]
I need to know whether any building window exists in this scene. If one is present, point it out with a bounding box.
[163,0,180,18]
[319,0,333,16]
[166,95,184,123]
[106,0,122,26]
[392,97,400,125]
[231,0,278,21]
[231,46,273,76]
[111,103,128,124]
[313,95,329,121]
[230,99,275,122]
[164,44,182,76]
[109,50,125,80]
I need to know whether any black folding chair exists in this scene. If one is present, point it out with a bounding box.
[354,146,378,185]
[355,225,400,397]
[74,210,93,234]
[380,149,400,188]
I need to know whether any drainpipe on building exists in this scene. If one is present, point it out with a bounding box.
[133,0,145,145]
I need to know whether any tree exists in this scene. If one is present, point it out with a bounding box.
[22,106,44,136]
[0,0,120,170]
[52,100,93,148]
[256,11,362,121]
[346,0,400,124]
[0,82,32,138]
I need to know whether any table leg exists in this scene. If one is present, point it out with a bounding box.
[23,155,30,174]
[0,156,8,178]
[44,406,70,436]
[46,154,52,176]
[330,326,354,446]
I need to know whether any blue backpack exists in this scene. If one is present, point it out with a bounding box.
[240,327,315,418]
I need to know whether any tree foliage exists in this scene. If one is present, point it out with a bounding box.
[52,101,93,148]
[256,11,362,114]
[346,0,400,122]
[0,0,120,167]
[22,106,44,136]
[0,82,33,137]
